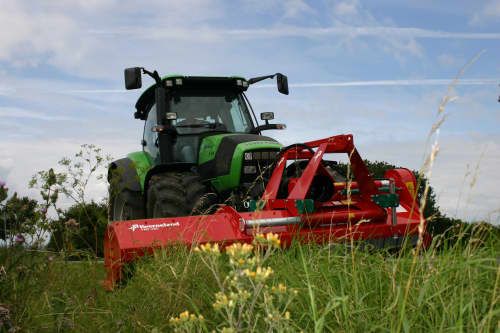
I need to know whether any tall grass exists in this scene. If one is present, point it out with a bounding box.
[1,224,498,332]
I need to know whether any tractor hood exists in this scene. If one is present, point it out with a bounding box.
[197,133,282,192]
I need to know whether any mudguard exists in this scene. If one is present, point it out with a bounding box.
[108,158,142,193]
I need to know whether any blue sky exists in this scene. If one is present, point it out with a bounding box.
[0,0,498,223]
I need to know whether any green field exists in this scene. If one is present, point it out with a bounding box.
[1,225,499,333]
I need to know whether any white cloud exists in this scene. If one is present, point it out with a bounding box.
[470,0,500,25]
[0,137,136,208]
[333,0,360,16]
[437,53,462,68]
[0,107,73,121]
[360,135,500,224]
[282,0,316,18]
[0,0,499,225]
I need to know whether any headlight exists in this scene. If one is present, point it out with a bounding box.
[243,166,257,174]
[244,152,253,160]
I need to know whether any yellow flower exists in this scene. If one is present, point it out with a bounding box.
[242,268,257,279]
[169,310,204,326]
[213,292,236,309]
[253,232,281,248]
[194,243,220,256]
[255,266,273,282]
[226,243,253,259]
[179,310,190,320]
[266,233,281,247]
[285,311,291,320]
[271,283,287,294]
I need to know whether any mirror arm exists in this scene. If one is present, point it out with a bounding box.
[141,68,162,86]
[248,74,277,85]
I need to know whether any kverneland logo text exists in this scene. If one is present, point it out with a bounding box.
[128,221,180,232]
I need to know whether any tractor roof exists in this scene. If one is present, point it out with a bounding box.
[134,75,248,120]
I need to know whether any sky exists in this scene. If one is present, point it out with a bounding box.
[0,0,499,224]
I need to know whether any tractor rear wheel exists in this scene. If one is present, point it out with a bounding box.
[146,171,215,218]
[108,189,145,222]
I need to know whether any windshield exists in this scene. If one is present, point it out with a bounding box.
[169,92,255,134]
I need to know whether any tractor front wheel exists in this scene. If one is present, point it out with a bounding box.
[146,171,215,218]
[108,189,145,222]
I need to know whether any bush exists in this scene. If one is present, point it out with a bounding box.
[47,201,108,258]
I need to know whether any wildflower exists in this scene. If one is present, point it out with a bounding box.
[254,232,281,248]
[242,268,256,279]
[226,243,253,259]
[14,234,25,245]
[255,266,273,281]
[65,218,79,229]
[194,243,220,256]
[243,266,273,281]
[284,311,291,320]
[213,292,235,309]
[265,233,281,247]
[239,290,251,300]
[179,311,189,320]
[169,310,204,325]
[271,283,287,294]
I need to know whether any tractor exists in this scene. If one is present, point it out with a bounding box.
[103,67,430,289]
[108,68,290,221]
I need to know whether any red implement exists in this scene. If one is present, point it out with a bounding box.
[103,134,430,290]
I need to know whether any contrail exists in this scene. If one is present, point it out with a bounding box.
[255,78,499,88]
[61,78,498,94]
[227,26,500,40]
[88,26,500,41]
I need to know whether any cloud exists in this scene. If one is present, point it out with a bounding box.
[282,0,316,19]
[0,137,136,208]
[470,0,500,25]
[333,0,360,17]
[1,0,499,225]
[437,53,463,68]
[0,107,73,121]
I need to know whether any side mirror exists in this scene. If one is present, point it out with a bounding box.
[124,67,142,90]
[276,73,289,95]
[260,112,274,121]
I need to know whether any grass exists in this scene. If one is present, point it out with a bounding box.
[1,224,499,332]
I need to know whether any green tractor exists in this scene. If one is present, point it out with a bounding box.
[108,67,289,221]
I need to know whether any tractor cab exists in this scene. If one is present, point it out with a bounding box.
[134,76,259,165]
[108,68,288,220]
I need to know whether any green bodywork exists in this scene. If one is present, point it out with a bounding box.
[126,133,282,192]
[126,151,152,190]
[199,134,282,192]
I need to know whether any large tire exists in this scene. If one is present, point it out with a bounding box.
[108,189,145,222]
[146,171,214,218]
